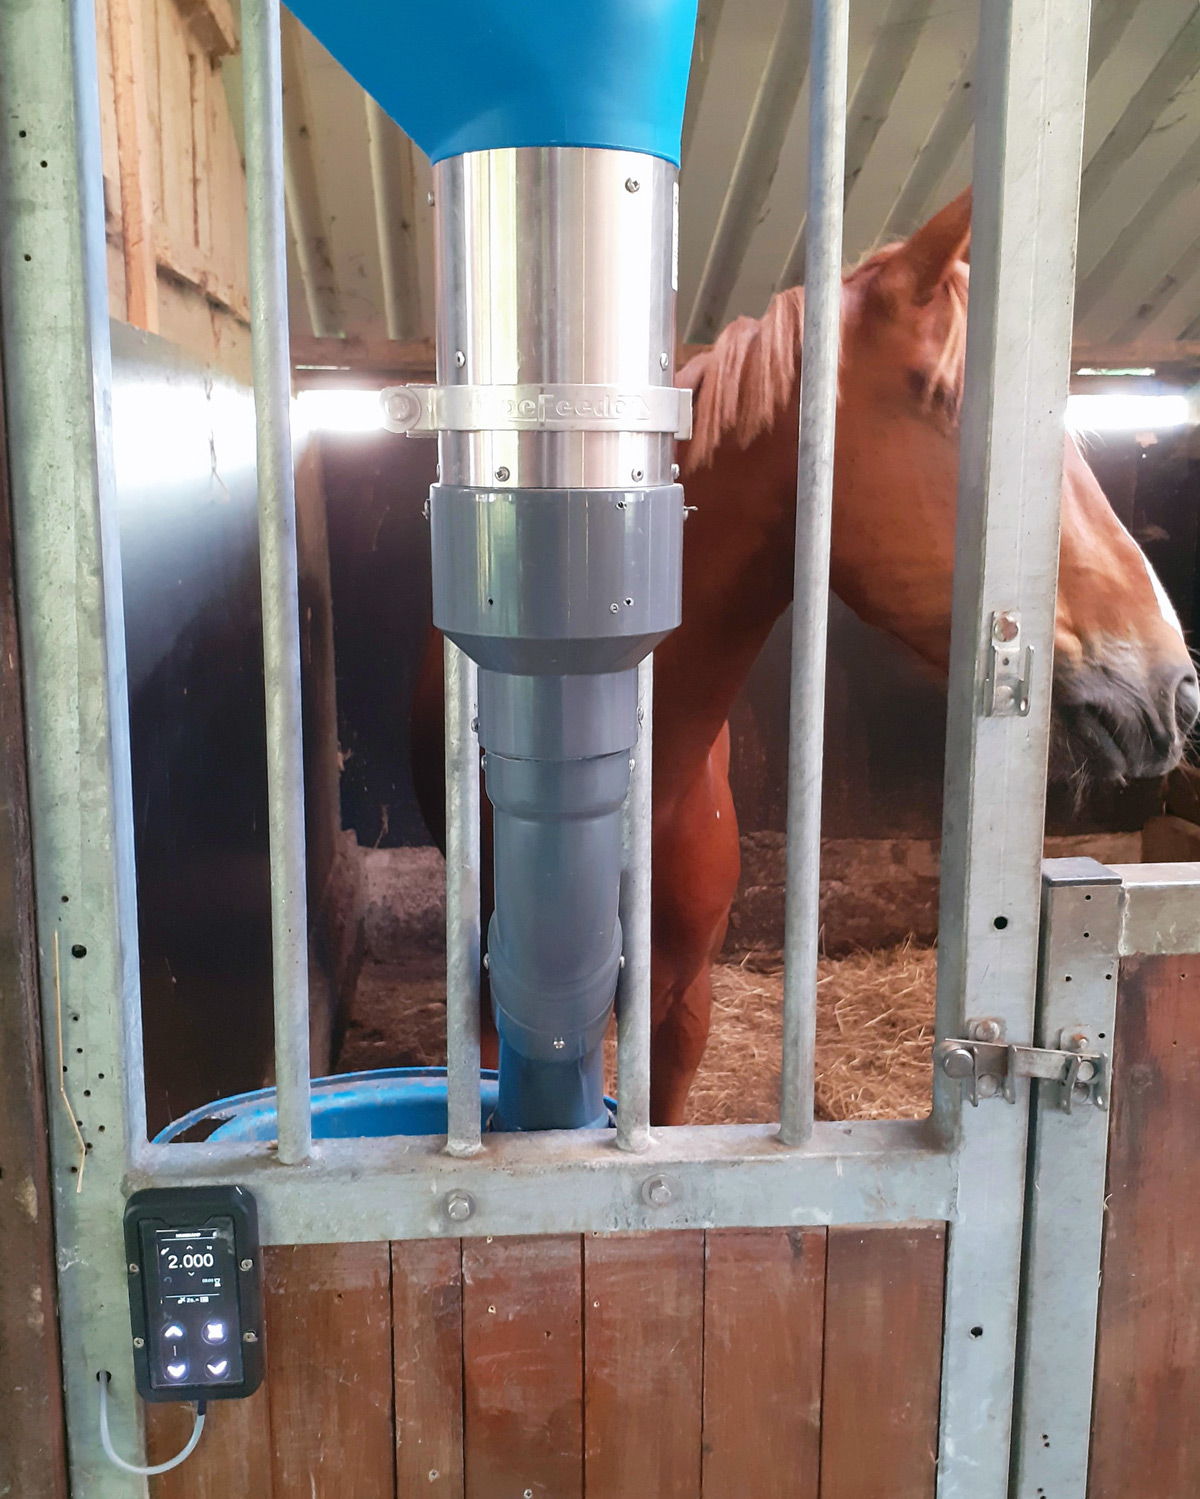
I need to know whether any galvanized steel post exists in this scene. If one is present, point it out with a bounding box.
[443,639,483,1155]
[779,0,849,1148]
[242,0,312,1163]
[616,655,654,1152]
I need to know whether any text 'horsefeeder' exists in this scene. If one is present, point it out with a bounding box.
[284,0,698,1128]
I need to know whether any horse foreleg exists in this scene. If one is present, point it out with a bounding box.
[649,964,716,1126]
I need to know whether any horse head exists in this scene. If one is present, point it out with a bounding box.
[830,189,1198,783]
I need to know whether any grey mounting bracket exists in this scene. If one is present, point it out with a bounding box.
[983,610,1033,716]
[937,1018,1107,1112]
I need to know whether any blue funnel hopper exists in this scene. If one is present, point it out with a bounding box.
[290,1,696,1129]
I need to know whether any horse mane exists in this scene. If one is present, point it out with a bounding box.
[678,249,970,473]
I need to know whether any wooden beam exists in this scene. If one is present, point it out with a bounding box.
[683,0,811,343]
[107,0,159,332]
[364,98,423,342]
[280,13,341,339]
[1080,6,1200,216]
[291,333,435,378]
[173,0,238,61]
[1071,339,1200,370]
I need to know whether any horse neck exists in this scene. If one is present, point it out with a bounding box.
[654,418,799,778]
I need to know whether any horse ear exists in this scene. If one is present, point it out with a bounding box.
[883,188,972,303]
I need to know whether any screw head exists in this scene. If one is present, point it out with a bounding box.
[243,1330,258,1344]
[495,466,510,484]
[610,602,620,613]
[445,1191,475,1223]
[625,177,640,193]
[659,351,669,369]
[454,349,466,368]
[671,463,680,480]
[553,1037,565,1051]
[240,1258,253,1272]
[972,1018,1004,1044]
[641,1175,673,1207]
[631,467,644,482]
[132,1336,145,1349]
[128,1262,140,1275]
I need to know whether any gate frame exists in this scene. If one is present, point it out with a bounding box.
[2,0,1192,1496]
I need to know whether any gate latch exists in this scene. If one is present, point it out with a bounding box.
[936,1020,1106,1112]
[983,610,1032,716]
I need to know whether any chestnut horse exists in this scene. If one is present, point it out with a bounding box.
[410,190,1199,1124]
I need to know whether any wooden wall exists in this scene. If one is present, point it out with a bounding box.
[146,1225,947,1499]
[96,0,251,379]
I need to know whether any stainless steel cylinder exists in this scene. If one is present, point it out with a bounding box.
[433,147,679,489]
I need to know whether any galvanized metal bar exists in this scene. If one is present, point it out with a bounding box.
[1011,859,1121,1499]
[443,638,483,1155]
[933,0,1091,1490]
[0,0,146,1491]
[1109,862,1200,956]
[778,0,848,1149]
[242,0,312,1164]
[615,655,653,1152]
[130,1118,953,1241]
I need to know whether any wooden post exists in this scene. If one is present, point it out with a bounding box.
[107,0,159,332]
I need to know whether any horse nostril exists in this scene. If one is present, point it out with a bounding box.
[1176,670,1200,734]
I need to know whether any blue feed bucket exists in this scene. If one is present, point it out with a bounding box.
[153,1067,617,1143]
[153,1067,501,1143]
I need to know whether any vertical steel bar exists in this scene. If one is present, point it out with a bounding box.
[242,0,312,1163]
[0,0,146,1488]
[444,638,483,1155]
[778,0,848,1148]
[615,655,653,1151]
[933,0,1091,1491]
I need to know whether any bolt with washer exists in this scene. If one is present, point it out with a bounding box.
[445,1191,475,1223]
[240,1258,254,1271]
[641,1175,674,1207]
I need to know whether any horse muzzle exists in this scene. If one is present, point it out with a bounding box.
[1051,658,1199,783]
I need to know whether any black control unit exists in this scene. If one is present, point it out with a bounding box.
[123,1186,264,1403]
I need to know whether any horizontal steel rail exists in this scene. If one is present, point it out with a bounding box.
[128,1119,954,1243]
[1110,862,1200,956]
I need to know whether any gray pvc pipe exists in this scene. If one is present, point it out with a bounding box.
[480,669,638,1131]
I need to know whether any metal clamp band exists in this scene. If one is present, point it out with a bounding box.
[381,382,693,440]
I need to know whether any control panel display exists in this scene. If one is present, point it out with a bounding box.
[124,1186,263,1403]
[145,1222,243,1390]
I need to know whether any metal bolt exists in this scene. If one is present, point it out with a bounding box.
[454,349,466,368]
[240,1258,253,1272]
[524,1490,534,1498]
[1075,1059,1096,1083]
[940,1046,976,1080]
[482,953,490,971]
[625,177,640,193]
[470,717,480,734]
[445,1191,474,1223]
[487,1304,496,1314]
[132,1336,145,1349]
[671,463,680,481]
[553,1037,565,1050]
[243,1331,258,1344]
[993,610,1020,644]
[427,191,435,206]
[1063,1031,1090,1052]
[977,1075,1000,1100]
[619,955,625,969]
[972,1018,1004,1044]
[659,351,669,369]
[422,498,431,522]
[610,602,620,613]
[128,1262,140,1275]
[495,466,510,484]
[641,1175,673,1207]
[631,467,644,482]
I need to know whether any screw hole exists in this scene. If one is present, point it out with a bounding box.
[1064,975,1072,982]
[970,1325,984,1339]
[486,597,494,607]
[1084,893,1092,901]
[61,895,69,903]
[993,916,1008,930]
[1098,1032,1106,1040]
[1083,931,1090,939]
[39,160,47,168]
[18,130,27,138]
[71,944,87,959]
[23,254,31,262]
[98,1125,106,1133]
[83,1089,91,1097]
[1104,973,1112,982]
[97,1072,105,1080]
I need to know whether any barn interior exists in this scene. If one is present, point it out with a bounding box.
[94,0,1200,1135]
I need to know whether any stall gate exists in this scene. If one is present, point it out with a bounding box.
[2,0,1198,1495]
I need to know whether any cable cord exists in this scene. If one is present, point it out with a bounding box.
[97,1373,207,1475]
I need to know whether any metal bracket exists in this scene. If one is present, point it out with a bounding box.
[937,1019,1106,1112]
[983,610,1033,716]
[380,382,694,440]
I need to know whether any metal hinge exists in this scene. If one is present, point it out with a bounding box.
[983,610,1033,716]
[936,1019,1107,1112]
